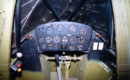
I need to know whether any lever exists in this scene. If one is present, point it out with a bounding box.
[55,54,62,80]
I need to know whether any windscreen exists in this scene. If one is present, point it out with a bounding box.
[21,0,111,40]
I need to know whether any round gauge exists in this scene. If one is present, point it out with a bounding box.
[78,36,85,43]
[69,45,75,51]
[62,36,68,44]
[53,36,60,43]
[45,36,52,43]
[48,44,53,49]
[42,44,46,49]
[46,27,54,35]
[77,45,84,51]
[57,24,64,32]
[80,27,87,34]
[69,36,77,44]
[39,38,44,43]
[68,25,77,33]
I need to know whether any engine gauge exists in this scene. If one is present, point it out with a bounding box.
[45,36,52,43]
[69,36,77,44]
[62,36,68,44]
[57,24,64,32]
[42,44,46,49]
[77,45,84,51]
[46,27,54,35]
[68,25,77,33]
[78,36,85,43]
[80,27,87,34]
[48,44,53,49]
[53,36,60,43]
[39,38,44,43]
[69,45,75,51]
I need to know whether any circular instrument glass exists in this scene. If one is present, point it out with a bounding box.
[78,36,85,43]
[80,27,87,34]
[69,36,77,44]
[46,27,54,35]
[77,45,84,51]
[45,36,52,43]
[57,24,64,32]
[68,25,77,33]
[69,45,75,51]
[62,36,68,44]
[53,36,60,43]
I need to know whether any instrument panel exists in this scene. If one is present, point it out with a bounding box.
[36,22,92,52]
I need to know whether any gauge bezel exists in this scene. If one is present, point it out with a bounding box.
[57,24,65,32]
[80,27,87,34]
[46,27,54,35]
[68,24,77,33]
[45,36,52,43]
[53,36,61,43]
[69,36,77,44]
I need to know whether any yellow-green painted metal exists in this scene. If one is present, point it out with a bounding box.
[0,0,16,80]
[17,55,112,80]
[0,0,130,80]
[111,0,130,80]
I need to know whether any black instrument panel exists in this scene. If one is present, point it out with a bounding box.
[36,22,92,52]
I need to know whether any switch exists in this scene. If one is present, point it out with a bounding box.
[17,68,22,72]
[17,64,21,68]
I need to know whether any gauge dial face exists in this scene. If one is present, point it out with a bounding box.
[78,36,85,43]
[48,44,53,49]
[42,44,46,49]
[80,27,87,34]
[62,36,68,44]
[69,25,77,33]
[69,45,75,51]
[57,24,64,32]
[46,27,54,35]
[53,36,60,43]
[69,36,77,44]
[77,45,83,51]
[45,36,52,43]
[39,38,44,43]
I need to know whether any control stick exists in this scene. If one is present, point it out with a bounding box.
[55,54,62,80]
